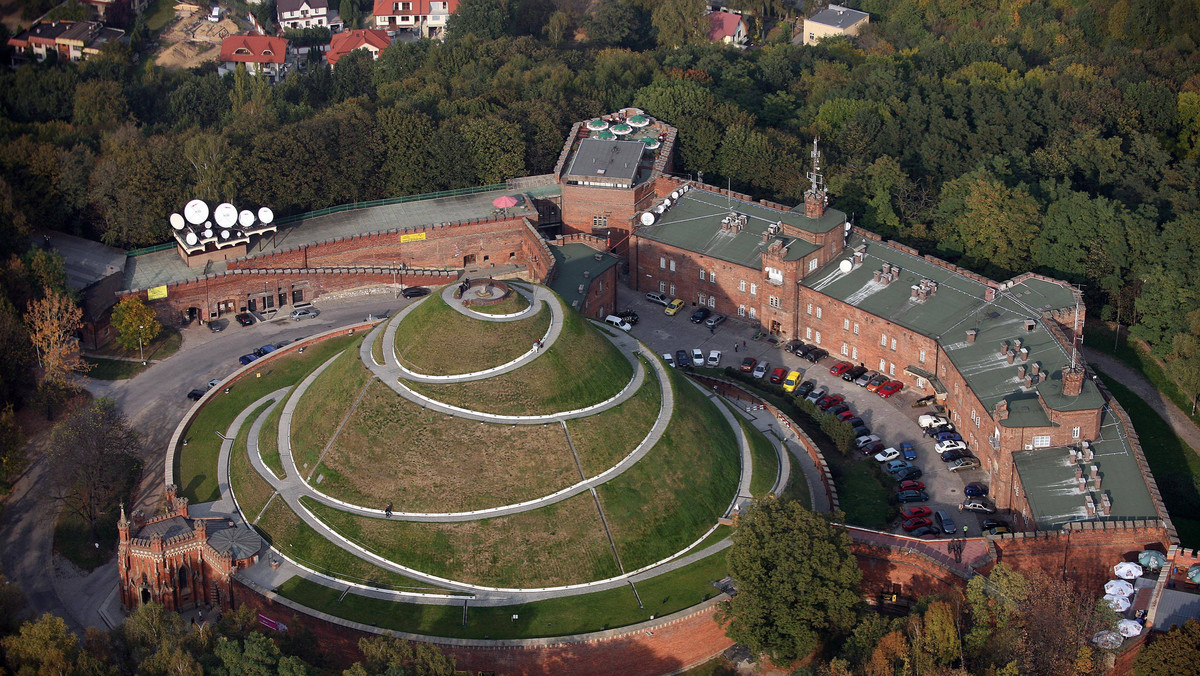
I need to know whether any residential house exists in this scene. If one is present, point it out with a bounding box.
[799,3,868,45]
[218,35,291,83]
[277,0,342,30]
[706,9,747,47]
[326,28,391,65]
[7,20,125,65]
[372,0,459,39]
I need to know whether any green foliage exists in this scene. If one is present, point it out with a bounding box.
[110,296,161,354]
[283,26,332,48]
[344,635,457,676]
[1134,619,1200,676]
[0,403,24,479]
[447,0,510,40]
[651,0,708,49]
[719,498,861,662]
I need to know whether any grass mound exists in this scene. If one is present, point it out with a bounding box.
[290,345,374,475]
[393,292,550,375]
[566,360,662,476]
[469,291,531,315]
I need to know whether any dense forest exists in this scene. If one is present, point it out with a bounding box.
[0,0,1199,378]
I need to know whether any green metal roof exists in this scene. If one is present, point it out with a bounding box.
[636,190,839,269]
[548,243,620,310]
[1013,407,1158,528]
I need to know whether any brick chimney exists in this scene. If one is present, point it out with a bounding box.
[966,329,978,343]
[873,270,881,283]
[911,286,919,299]
[1031,362,1040,377]
[1062,365,1085,397]
[1074,464,1083,480]
[999,340,1009,356]
[1085,495,1095,515]
[1006,350,1016,364]
[1019,347,1029,361]
[985,287,997,301]
[1100,495,1111,516]
[994,399,1009,420]
[1024,375,1033,388]
[1024,319,1036,332]
[1017,365,1027,379]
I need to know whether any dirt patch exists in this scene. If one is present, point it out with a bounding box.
[315,380,579,512]
[154,40,221,70]
[150,6,240,70]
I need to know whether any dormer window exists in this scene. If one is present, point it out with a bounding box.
[262,49,273,55]
[234,47,250,54]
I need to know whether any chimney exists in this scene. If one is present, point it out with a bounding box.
[853,251,864,266]
[761,231,770,244]
[1017,365,1027,379]
[1089,464,1098,480]
[1074,464,1083,480]
[1024,375,1033,388]
[882,263,891,275]
[966,329,978,343]
[1024,319,1036,332]
[1093,474,1102,491]
[986,287,997,301]
[1013,338,1022,351]
[1031,362,1041,377]
[1085,495,1095,515]
[1039,372,1048,384]
[929,281,938,295]
[1101,494,1111,516]
[1007,350,1016,365]
[873,270,881,283]
[1000,340,1009,356]
[911,286,920,299]
[1082,444,1094,462]
[994,399,1009,420]
[1019,347,1029,361]
[918,288,929,301]
[1069,448,1078,463]
[1062,365,1085,397]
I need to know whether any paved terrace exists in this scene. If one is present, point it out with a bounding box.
[122,186,553,292]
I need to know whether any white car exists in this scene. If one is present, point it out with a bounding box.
[855,434,882,448]
[291,308,318,320]
[752,361,769,378]
[919,414,949,429]
[706,350,722,367]
[662,353,675,368]
[874,447,900,462]
[936,440,969,454]
[692,348,704,366]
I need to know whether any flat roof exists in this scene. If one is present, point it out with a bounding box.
[36,231,127,292]
[803,235,1101,419]
[548,243,621,310]
[807,5,868,29]
[1013,408,1159,528]
[636,189,842,269]
[1152,589,1200,631]
[123,186,546,292]
[566,139,644,183]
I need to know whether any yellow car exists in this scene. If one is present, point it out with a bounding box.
[782,370,803,393]
[664,299,686,316]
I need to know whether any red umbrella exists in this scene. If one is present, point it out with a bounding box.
[492,195,519,209]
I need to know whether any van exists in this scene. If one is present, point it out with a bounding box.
[645,291,670,306]
[604,315,632,331]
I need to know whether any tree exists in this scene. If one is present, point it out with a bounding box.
[24,286,88,385]
[585,0,647,48]
[1170,310,1200,414]
[184,134,242,204]
[863,630,910,676]
[73,80,129,128]
[446,0,509,39]
[111,297,162,356]
[331,48,376,102]
[718,498,861,662]
[920,599,961,667]
[207,632,310,676]
[543,10,572,46]
[1134,619,1200,676]
[934,167,1041,276]
[0,403,25,479]
[47,398,139,540]
[23,248,69,297]
[0,295,34,404]
[1,613,81,675]
[343,635,457,676]
[651,0,707,49]
[1015,572,1117,676]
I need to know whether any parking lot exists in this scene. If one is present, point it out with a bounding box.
[619,290,995,537]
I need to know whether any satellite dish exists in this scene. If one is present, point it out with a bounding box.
[170,213,185,230]
[663,198,672,208]
[670,191,680,200]
[640,212,656,226]
[184,231,198,246]
[214,203,238,228]
[844,222,852,231]
[258,207,274,224]
[238,210,255,227]
[184,199,209,225]
[839,259,853,274]
[203,228,213,239]
[220,230,230,240]
[654,204,666,215]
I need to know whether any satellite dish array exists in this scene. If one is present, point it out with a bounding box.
[639,184,691,227]
[171,199,277,253]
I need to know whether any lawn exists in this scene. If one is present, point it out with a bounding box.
[83,357,146,380]
[229,400,279,522]
[409,306,633,415]
[392,292,551,375]
[312,380,580,512]
[257,400,286,479]
[303,493,620,587]
[742,420,779,498]
[778,469,813,509]
[274,548,728,639]
[289,342,374,476]
[90,326,182,362]
[177,335,357,504]
[145,0,180,31]
[371,326,385,365]
[597,369,740,571]
[468,291,530,315]
[1085,322,1200,428]
[1099,375,1200,547]
[565,359,662,476]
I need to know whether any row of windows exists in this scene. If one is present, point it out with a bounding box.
[736,305,758,319]
[697,293,716,308]
[699,269,717,283]
[842,318,860,334]
[805,303,822,319]
[737,280,758,295]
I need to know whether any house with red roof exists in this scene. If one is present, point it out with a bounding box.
[326,29,391,66]
[218,35,292,83]
[372,0,459,39]
[7,20,125,65]
[706,9,747,47]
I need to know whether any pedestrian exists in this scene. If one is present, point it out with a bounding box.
[743,340,747,348]
[385,502,392,518]
[962,524,968,536]
[538,339,544,350]
[734,344,739,353]
[532,341,538,352]
[709,326,714,334]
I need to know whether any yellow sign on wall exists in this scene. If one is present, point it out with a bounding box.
[400,232,427,243]
[147,285,168,300]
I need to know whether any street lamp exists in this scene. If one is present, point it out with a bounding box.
[138,325,145,365]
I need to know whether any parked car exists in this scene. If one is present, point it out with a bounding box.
[893,466,923,481]
[847,420,866,433]
[826,404,849,417]
[818,394,844,410]
[964,482,989,497]
[805,386,828,403]
[805,348,828,363]
[275,339,293,348]
[705,314,726,328]
[886,460,914,474]
[864,374,887,391]
[795,381,816,398]
[898,479,925,491]
[843,365,868,382]
[785,340,804,354]
[830,361,853,376]
[769,367,787,384]
[940,449,971,462]
[604,315,633,331]
[897,490,930,503]
[987,525,1012,536]
[740,357,757,372]
[675,350,691,368]
[665,299,686,315]
[934,431,963,443]
[855,370,876,387]
[662,353,675,368]
[855,434,882,448]
[878,380,904,397]
[927,423,957,436]
[837,410,857,422]
[902,516,933,532]
[981,519,1008,530]
[253,344,277,357]
[646,291,670,306]
[291,307,318,320]
[794,343,814,357]
[206,378,222,390]
[402,286,431,298]
[860,441,885,456]
[238,353,258,365]
[948,457,981,472]
[692,348,704,365]
[235,312,255,326]
[208,319,226,333]
[616,309,639,325]
[900,442,917,461]
[690,307,711,324]
[918,414,949,428]
[782,371,803,393]
[934,510,957,535]
[875,447,901,462]
[911,526,940,537]
[901,506,932,520]
[706,350,722,367]
[186,388,206,401]
[936,440,969,454]
[960,498,996,513]
[752,362,769,379]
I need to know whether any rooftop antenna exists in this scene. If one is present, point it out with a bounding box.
[727,177,731,209]
[807,137,825,196]
[1070,285,1082,369]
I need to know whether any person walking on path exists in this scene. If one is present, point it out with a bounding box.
[743,340,747,349]
[734,344,739,353]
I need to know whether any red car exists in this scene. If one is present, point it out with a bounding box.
[830,361,853,376]
[877,380,904,398]
[901,506,932,520]
[898,480,925,491]
[837,410,856,422]
[818,394,845,410]
[740,357,757,372]
[769,367,787,384]
[902,516,933,532]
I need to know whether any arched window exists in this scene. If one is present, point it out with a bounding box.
[178,566,188,589]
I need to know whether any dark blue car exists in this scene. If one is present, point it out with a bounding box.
[900,442,917,461]
[675,349,691,368]
[964,482,989,497]
[934,431,962,442]
[238,353,259,366]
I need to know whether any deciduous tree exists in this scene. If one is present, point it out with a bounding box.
[1134,618,1200,676]
[110,297,161,356]
[24,286,88,385]
[651,0,707,49]
[934,167,1041,276]
[343,635,457,676]
[47,398,139,540]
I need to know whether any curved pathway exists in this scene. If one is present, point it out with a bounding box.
[1083,347,1200,455]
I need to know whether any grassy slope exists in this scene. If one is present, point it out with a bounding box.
[178,335,356,503]
[83,357,146,380]
[409,307,633,415]
[597,369,740,570]
[257,401,286,479]
[289,344,374,475]
[1086,323,1200,428]
[742,420,779,498]
[393,293,551,375]
[229,401,278,522]
[469,291,531,315]
[566,359,662,476]
[275,549,727,639]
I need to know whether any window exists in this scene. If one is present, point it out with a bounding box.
[841,343,848,356]
[659,257,665,270]
[816,307,822,319]
[698,293,706,305]
[708,296,715,308]
[971,410,977,423]
[669,260,675,272]
[658,281,665,293]
[710,271,716,284]
[750,283,757,296]
[808,258,818,272]
[807,303,813,315]
[806,327,813,340]
[890,338,897,351]
[815,331,821,344]
[843,318,850,330]
[738,305,746,317]
[593,215,607,228]
[739,280,746,292]
[853,323,859,335]
[700,270,706,281]
[917,377,925,388]
[769,296,781,309]
[851,347,858,359]
[1072,426,1081,440]
[1032,435,1052,448]
[749,307,757,319]
[669,284,675,296]
[880,359,887,371]
[880,334,887,347]
[889,363,895,376]
[976,418,981,429]
[919,349,926,364]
